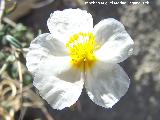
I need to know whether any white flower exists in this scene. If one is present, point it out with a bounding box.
[26,9,134,110]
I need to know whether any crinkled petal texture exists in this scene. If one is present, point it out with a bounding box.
[85,61,130,108]
[26,9,134,110]
[47,9,93,43]
[94,18,134,63]
[34,56,84,110]
[26,33,67,74]
[26,33,84,110]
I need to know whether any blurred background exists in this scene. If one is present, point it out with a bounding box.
[0,0,160,120]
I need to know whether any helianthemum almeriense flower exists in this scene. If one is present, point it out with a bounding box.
[26,9,134,110]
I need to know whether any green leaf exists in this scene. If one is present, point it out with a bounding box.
[6,55,16,63]
[5,35,22,48]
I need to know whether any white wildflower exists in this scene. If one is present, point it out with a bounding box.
[26,9,134,110]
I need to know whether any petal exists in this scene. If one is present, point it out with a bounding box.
[34,56,84,110]
[85,61,130,108]
[47,9,93,43]
[94,18,134,63]
[26,33,67,73]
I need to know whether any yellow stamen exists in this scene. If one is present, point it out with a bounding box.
[66,32,100,71]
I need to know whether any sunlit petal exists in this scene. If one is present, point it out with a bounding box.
[26,33,67,73]
[47,9,93,43]
[34,56,84,110]
[85,61,130,108]
[94,18,134,63]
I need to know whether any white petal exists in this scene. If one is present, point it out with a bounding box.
[26,33,67,73]
[47,9,93,43]
[34,56,84,110]
[94,18,134,63]
[85,61,130,108]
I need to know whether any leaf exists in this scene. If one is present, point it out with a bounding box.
[4,35,22,48]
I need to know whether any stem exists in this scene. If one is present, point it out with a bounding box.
[3,17,17,27]
[31,0,55,9]
[0,62,8,75]
[18,107,27,120]
[15,51,24,120]
[15,52,23,96]
[0,0,5,23]
[41,107,54,120]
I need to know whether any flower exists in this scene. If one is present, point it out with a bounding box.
[26,9,134,110]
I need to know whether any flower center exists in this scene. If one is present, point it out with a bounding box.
[66,32,100,70]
